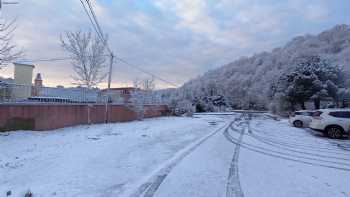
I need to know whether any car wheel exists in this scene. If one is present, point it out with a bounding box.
[293,120,303,128]
[326,126,343,139]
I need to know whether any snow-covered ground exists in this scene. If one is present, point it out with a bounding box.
[153,114,350,197]
[0,115,231,197]
[1,113,350,197]
[239,115,350,197]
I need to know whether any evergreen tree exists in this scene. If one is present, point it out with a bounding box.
[273,56,344,110]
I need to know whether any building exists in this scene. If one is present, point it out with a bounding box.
[39,86,99,103]
[98,87,138,104]
[32,73,43,96]
[0,77,14,84]
[0,63,49,101]
[13,62,35,99]
[0,77,14,101]
[34,73,43,87]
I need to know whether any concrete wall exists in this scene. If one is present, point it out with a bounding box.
[0,104,169,131]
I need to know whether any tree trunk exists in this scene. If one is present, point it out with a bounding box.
[290,101,296,111]
[300,102,306,110]
[314,99,320,110]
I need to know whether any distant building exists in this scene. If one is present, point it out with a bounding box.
[13,62,35,99]
[34,73,43,87]
[1,63,102,103]
[32,73,43,96]
[98,87,138,104]
[0,77,14,84]
[39,86,99,103]
[14,62,35,85]
[0,77,14,101]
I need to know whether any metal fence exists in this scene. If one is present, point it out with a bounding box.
[0,83,166,105]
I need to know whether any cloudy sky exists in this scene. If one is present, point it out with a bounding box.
[1,0,349,88]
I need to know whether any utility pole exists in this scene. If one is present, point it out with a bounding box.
[107,52,114,90]
[105,52,114,123]
[79,0,115,123]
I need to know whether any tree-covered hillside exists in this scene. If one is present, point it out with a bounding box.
[161,24,350,112]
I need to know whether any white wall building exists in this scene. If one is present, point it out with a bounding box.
[13,62,35,99]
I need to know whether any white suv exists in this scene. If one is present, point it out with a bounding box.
[309,109,350,139]
[289,110,314,128]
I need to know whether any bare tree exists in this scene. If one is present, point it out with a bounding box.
[0,19,22,68]
[60,30,108,88]
[133,78,141,89]
[129,90,145,120]
[133,77,156,91]
[128,77,155,120]
[142,77,155,91]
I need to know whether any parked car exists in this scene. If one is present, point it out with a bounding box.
[289,110,314,128]
[309,109,350,139]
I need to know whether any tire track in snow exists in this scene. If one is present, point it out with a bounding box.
[123,120,234,197]
[227,118,350,172]
[224,114,247,197]
[249,132,350,162]
[254,116,350,152]
[249,132,350,155]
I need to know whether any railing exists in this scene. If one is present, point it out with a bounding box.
[0,83,99,103]
[0,83,166,105]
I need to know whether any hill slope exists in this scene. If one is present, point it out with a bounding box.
[175,24,350,110]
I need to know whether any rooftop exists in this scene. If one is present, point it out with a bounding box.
[13,62,35,68]
[100,87,138,92]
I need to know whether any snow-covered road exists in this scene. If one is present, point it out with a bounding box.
[1,113,350,197]
[138,113,350,197]
[239,114,350,197]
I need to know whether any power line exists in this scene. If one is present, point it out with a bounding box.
[16,54,111,63]
[79,0,105,46]
[85,1,105,42]
[19,57,71,63]
[84,0,103,38]
[80,0,112,55]
[117,57,179,88]
[14,56,179,87]
[78,1,178,88]
[83,0,114,89]
[79,0,114,91]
